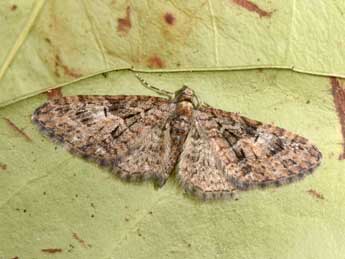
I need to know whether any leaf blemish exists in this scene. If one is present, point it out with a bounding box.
[231,0,273,18]
[3,117,32,142]
[147,55,165,68]
[164,12,176,25]
[307,189,325,200]
[44,37,52,44]
[117,6,131,34]
[41,248,63,254]
[72,232,92,248]
[46,88,63,100]
[330,77,345,160]
[54,54,82,79]
[0,162,7,171]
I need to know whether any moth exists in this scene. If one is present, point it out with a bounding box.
[32,78,322,200]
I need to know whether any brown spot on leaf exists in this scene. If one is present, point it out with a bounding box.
[67,244,74,253]
[257,68,264,73]
[117,6,131,35]
[45,37,52,44]
[147,55,165,69]
[0,162,7,171]
[54,54,82,79]
[10,4,17,11]
[307,189,325,200]
[330,77,345,160]
[72,232,92,248]
[46,88,63,100]
[137,230,142,237]
[11,257,19,259]
[231,0,273,18]
[3,117,32,142]
[41,248,63,254]
[164,12,176,25]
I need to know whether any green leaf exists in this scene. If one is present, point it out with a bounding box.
[0,69,344,259]
[1,1,345,258]
[1,1,345,106]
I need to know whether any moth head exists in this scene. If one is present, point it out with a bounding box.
[174,86,199,107]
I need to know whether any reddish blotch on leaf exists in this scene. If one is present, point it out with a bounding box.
[164,12,176,25]
[117,6,131,34]
[330,77,345,160]
[231,0,273,18]
[147,55,165,69]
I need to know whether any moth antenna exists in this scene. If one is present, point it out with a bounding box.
[135,73,173,99]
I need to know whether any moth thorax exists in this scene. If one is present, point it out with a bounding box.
[176,101,193,117]
[176,94,194,103]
